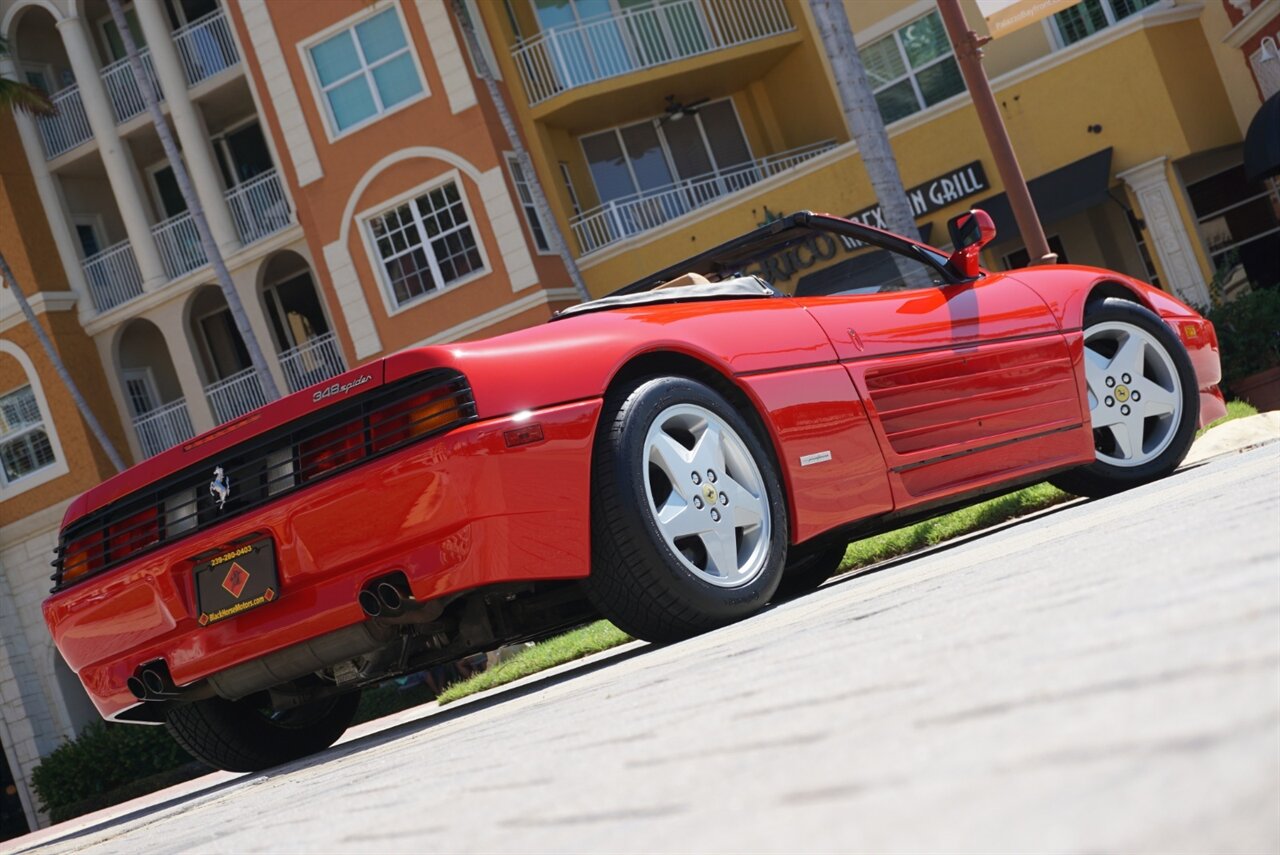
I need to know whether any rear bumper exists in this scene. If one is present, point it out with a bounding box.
[1163,315,1226,428]
[44,399,601,720]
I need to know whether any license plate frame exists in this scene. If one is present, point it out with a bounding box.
[194,538,279,626]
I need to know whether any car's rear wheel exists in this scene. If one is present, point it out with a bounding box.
[585,376,788,643]
[1051,298,1198,497]
[164,691,359,773]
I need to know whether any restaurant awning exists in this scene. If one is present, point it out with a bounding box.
[971,148,1114,242]
[1244,92,1280,183]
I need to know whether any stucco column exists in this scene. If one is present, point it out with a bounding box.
[55,15,168,291]
[134,1,241,257]
[151,302,217,434]
[0,60,93,323]
[1117,157,1212,308]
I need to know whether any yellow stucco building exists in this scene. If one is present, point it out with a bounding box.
[475,0,1279,308]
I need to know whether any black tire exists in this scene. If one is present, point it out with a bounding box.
[1051,298,1199,498]
[164,691,359,773]
[773,541,847,601]
[585,376,789,644]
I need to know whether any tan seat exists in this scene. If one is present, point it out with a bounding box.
[653,272,711,290]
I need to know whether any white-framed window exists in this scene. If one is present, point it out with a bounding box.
[305,4,426,137]
[0,385,56,485]
[578,98,753,205]
[506,154,551,254]
[861,10,965,125]
[1049,0,1161,48]
[366,178,487,309]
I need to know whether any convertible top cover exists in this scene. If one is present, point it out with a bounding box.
[551,275,777,320]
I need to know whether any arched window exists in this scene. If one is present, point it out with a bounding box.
[0,342,69,497]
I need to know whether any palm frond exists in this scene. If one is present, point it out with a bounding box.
[0,36,57,115]
[0,79,56,116]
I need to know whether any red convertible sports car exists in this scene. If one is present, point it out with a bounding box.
[44,209,1225,771]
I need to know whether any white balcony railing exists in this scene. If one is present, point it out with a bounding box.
[151,210,207,280]
[133,399,195,458]
[205,367,267,425]
[36,85,93,159]
[101,49,162,124]
[82,240,144,313]
[571,140,837,254]
[175,8,240,87]
[514,0,793,105]
[280,332,346,394]
[225,170,292,246]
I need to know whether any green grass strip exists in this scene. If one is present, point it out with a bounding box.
[434,401,1259,706]
[1197,399,1257,437]
[436,620,631,705]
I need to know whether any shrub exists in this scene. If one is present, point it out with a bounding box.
[30,722,199,817]
[1206,286,1280,382]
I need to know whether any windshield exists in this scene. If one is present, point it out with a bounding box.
[612,212,955,297]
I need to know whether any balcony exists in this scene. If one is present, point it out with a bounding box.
[132,398,195,458]
[151,210,207,281]
[175,8,240,87]
[205,367,267,424]
[225,170,292,246]
[82,240,144,313]
[513,0,794,106]
[35,85,93,159]
[33,9,240,161]
[101,50,163,125]
[280,332,346,394]
[571,140,837,254]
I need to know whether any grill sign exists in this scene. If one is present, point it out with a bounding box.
[195,538,279,626]
[846,161,989,229]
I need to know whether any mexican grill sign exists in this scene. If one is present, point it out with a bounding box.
[846,161,989,230]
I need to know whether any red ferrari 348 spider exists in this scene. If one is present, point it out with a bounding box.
[44,209,1225,771]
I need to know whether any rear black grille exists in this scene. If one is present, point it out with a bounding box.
[52,370,477,592]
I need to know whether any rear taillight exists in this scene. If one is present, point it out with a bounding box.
[369,389,467,452]
[107,509,160,559]
[298,424,365,481]
[61,532,103,584]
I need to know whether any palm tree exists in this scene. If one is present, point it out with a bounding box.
[450,0,590,303]
[104,0,280,402]
[811,0,921,244]
[1,38,126,472]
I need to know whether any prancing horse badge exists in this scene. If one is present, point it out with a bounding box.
[210,466,230,510]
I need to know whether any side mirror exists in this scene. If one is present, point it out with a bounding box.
[946,208,996,279]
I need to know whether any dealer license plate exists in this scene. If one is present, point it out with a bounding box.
[194,538,279,626]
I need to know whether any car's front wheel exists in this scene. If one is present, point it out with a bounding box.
[585,376,788,643]
[1052,298,1199,497]
[164,691,359,773]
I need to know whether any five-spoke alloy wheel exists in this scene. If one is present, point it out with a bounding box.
[642,403,773,589]
[586,376,788,643]
[1053,298,1199,497]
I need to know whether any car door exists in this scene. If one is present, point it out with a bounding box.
[794,247,1087,509]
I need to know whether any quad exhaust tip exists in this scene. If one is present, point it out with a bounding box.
[376,582,404,614]
[359,577,410,618]
[357,574,443,624]
[358,588,383,617]
[128,663,179,701]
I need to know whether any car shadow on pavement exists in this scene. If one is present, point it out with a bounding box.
[15,642,659,853]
